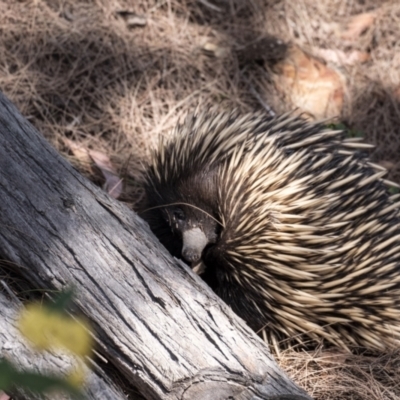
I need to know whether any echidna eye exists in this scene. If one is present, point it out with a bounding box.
[173,208,185,221]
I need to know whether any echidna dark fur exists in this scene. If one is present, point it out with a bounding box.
[140,109,400,352]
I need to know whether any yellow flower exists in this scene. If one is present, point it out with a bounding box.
[56,317,93,357]
[18,303,54,350]
[66,362,87,388]
[18,303,93,357]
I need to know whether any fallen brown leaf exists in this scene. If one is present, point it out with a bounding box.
[392,86,400,102]
[340,12,376,41]
[273,45,345,120]
[64,139,123,198]
[64,138,92,165]
[116,11,147,28]
[202,41,229,58]
[313,48,370,66]
[88,150,123,199]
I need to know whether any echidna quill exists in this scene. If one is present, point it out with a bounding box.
[140,110,400,352]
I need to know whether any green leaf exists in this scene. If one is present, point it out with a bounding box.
[47,287,76,313]
[326,122,364,139]
[14,371,84,398]
[0,359,84,399]
[0,359,18,390]
[327,122,347,131]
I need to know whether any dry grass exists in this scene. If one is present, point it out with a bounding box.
[1,0,400,399]
[277,348,400,400]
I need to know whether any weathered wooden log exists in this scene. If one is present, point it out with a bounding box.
[0,91,312,400]
[0,289,126,400]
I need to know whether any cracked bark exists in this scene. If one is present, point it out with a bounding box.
[0,91,312,400]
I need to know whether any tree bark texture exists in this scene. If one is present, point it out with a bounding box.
[0,91,312,400]
[0,290,126,400]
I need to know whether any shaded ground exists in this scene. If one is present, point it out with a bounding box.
[1,1,400,399]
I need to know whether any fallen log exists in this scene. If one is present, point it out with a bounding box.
[0,91,312,400]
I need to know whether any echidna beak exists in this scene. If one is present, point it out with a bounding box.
[182,227,208,264]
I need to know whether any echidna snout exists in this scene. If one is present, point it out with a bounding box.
[182,227,209,264]
[162,203,219,266]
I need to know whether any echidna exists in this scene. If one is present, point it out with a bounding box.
[140,109,400,351]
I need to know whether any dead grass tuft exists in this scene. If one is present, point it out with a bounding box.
[1,0,400,399]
